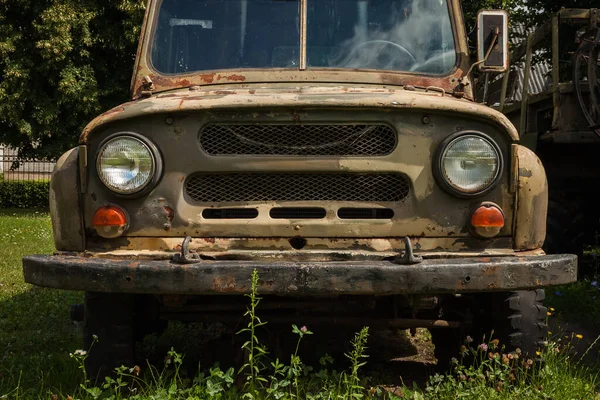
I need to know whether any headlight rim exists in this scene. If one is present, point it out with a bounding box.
[433,131,504,198]
[95,132,163,197]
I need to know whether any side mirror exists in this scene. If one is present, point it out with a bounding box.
[477,10,508,72]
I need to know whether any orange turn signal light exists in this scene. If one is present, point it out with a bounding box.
[93,206,128,226]
[471,205,505,228]
[470,204,504,238]
[93,206,129,238]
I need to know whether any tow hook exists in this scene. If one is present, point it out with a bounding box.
[393,237,423,265]
[171,236,202,264]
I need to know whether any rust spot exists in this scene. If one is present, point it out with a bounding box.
[292,111,300,123]
[214,90,236,95]
[199,73,216,84]
[224,74,246,82]
[249,89,256,94]
[179,175,185,183]
[163,206,174,222]
[213,276,239,292]
[203,237,216,244]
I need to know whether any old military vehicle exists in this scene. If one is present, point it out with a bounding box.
[23,0,577,377]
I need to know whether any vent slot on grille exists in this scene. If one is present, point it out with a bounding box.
[338,208,395,219]
[200,124,397,156]
[270,208,327,219]
[202,208,259,219]
[186,173,410,203]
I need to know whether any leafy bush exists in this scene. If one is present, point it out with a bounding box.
[0,180,49,209]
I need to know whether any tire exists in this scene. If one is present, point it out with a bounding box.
[84,292,136,381]
[498,289,548,355]
[431,290,547,367]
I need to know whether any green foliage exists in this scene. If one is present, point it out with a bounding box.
[404,335,600,399]
[0,180,49,209]
[238,269,270,397]
[0,0,146,158]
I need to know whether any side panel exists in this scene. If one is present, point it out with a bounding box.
[50,148,85,251]
[514,144,548,250]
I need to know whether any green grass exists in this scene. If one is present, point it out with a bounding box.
[0,209,82,397]
[0,210,599,399]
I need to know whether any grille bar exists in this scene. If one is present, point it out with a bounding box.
[185,173,410,203]
[199,124,397,156]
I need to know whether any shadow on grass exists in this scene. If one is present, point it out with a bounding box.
[0,287,83,396]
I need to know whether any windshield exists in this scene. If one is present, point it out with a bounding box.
[151,0,456,75]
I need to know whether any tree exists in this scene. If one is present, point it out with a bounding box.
[0,0,145,159]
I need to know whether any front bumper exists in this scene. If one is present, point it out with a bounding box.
[23,253,577,295]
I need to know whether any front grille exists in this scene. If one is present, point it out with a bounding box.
[185,173,410,203]
[199,124,397,156]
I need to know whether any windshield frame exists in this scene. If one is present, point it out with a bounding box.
[132,0,469,98]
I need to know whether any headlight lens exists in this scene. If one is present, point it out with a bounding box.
[440,134,501,194]
[97,136,155,194]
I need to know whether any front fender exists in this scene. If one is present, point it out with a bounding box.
[50,148,85,251]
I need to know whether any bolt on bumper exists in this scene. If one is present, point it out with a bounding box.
[22,253,577,295]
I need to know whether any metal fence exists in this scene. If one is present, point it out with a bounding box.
[0,147,56,182]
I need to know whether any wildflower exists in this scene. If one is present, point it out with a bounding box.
[502,355,509,364]
[555,291,562,296]
[515,348,522,355]
[478,343,488,352]
[92,334,98,341]
[507,353,514,360]
[490,339,500,349]
[451,357,458,364]
[466,335,474,343]
[592,281,598,287]
[460,374,467,381]
[301,326,308,333]
[74,349,87,356]
[51,395,58,400]
[576,334,583,339]
[547,311,552,316]
[488,352,494,359]
[548,331,552,335]
[460,345,467,354]
[536,351,541,356]
[508,373,516,382]
[550,307,555,311]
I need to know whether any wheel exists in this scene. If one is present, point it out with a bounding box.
[84,292,136,381]
[498,290,548,355]
[431,290,547,367]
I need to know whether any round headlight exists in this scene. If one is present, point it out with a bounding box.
[436,133,502,196]
[97,135,156,194]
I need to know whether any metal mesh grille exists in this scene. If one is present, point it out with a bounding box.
[199,124,397,156]
[185,173,410,203]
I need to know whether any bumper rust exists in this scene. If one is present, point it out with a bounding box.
[22,253,577,295]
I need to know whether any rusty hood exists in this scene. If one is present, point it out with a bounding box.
[80,84,519,143]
